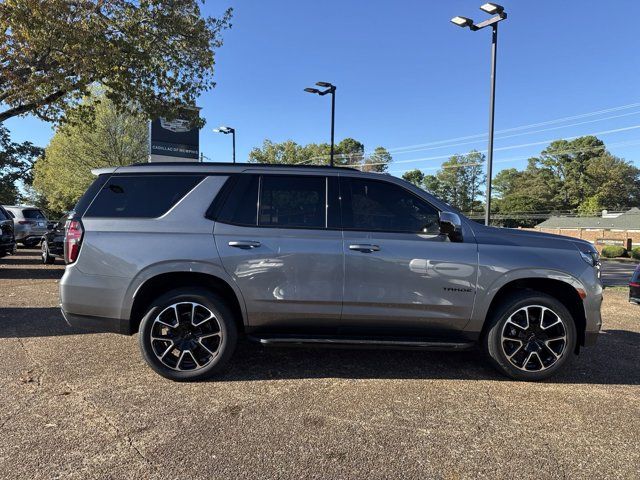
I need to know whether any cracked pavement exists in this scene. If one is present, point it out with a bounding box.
[1,249,639,479]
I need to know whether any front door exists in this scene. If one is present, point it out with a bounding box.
[339,176,478,336]
[214,173,343,332]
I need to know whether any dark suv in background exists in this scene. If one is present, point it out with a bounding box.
[41,215,68,264]
[0,205,16,257]
[59,163,603,382]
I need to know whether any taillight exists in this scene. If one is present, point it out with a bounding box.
[64,219,84,264]
[18,220,34,225]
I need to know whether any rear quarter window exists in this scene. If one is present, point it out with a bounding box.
[84,174,204,218]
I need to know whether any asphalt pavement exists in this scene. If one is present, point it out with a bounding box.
[1,250,639,479]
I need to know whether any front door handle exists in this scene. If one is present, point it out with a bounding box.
[349,244,380,253]
[228,240,261,249]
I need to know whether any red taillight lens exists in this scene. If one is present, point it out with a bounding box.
[64,219,84,264]
[18,220,34,225]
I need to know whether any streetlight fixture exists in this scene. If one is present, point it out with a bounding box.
[304,81,336,167]
[451,3,507,226]
[213,126,236,163]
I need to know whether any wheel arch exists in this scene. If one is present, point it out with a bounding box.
[125,267,246,336]
[480,277,587,353]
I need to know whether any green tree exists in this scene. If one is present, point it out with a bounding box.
[0,0,232,125]
[0,125,43,203]
[402,169,425,187]
[33,93,147,213]
[429,151,485,212]
[249,138,392,170]
[363,146,392,172]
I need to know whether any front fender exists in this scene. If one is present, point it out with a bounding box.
[465,267,586,334]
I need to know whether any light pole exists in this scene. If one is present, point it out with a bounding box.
[213,126,236,163]
[451,3,507,226]
[304,81,336,167]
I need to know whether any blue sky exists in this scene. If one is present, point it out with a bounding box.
[5,0,640,178]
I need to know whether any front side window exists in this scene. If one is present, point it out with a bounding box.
[259,175,326,229]
[85,174,204,218]
[340,177,440,234]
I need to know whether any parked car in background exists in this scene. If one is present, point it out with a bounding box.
[630,264,640,304]
[41,215,68,264]
[0,205,16,257]
[59,163,603,382]
[3,205,49,247]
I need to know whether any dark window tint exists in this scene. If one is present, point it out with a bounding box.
[341,177,440,234]
[0,207,8,221]
[74,174,110,216]
[85,175,203,218]
[259,175,325,228]
[22,209,46,220]
[216,175,259,226]
[327,176,341,229]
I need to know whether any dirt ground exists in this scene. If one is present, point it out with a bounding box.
[1,249,639,479]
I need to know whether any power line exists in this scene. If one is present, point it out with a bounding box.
[386,138,640,175]
[381,101,640,155]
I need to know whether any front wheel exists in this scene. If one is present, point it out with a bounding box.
[483,291,577,381]
[138,288,238,381]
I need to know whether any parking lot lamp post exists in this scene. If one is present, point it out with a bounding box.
[451,3,507,226]
[304,82,337,167]
[213,126,236,163]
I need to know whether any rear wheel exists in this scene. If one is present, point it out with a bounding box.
[41,241,55,264]
[483,291,577,381]
[138,288,237,381]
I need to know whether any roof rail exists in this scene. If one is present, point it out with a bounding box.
[129,161,359,171]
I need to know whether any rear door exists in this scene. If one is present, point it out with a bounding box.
[213,173,344,332]
[339,175,478,336]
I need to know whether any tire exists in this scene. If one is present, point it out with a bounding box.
[483,290,577,381]
[41,241,55,264]
[138,287,238,381]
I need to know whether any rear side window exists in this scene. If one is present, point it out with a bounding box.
[74,174,110,216]
[22,209,46,220]
[216,175,259,226]
[340,177,440,234]
[85,174,204,218]
[259,175,325,228]
[0,207,8,221]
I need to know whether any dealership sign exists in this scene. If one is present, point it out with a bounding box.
[149,111,200,161]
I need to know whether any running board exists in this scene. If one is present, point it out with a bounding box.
[247,334,475,351]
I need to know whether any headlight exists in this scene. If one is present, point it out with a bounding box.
[580,250,600,267]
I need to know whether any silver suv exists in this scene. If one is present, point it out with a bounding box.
[3,205,49,247]
[60,163,603,381]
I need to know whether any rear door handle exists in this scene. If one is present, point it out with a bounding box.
[228,240,261,249]
[349,244,380,253]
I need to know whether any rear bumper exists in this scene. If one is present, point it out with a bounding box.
[61,307,130,334]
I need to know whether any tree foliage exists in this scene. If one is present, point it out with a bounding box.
[402,151,485,212]
[494,136,640,217]
[403,136,640,225]
[249,138,392,171]
[0,125,43,203]
[32,92,148,213]
[0,0,232,125]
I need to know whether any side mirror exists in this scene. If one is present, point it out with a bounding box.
[439,211,463,242]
